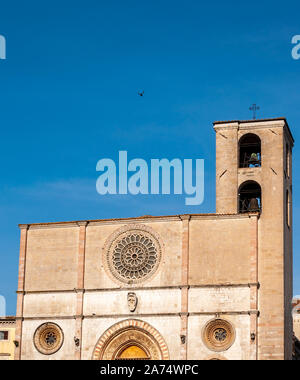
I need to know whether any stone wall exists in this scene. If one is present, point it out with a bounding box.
[18,214,258,360]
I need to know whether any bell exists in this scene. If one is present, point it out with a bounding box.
[248,198,259,211]
[249,153,258,163]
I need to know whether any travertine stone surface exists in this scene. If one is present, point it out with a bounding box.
[24,226,78,291]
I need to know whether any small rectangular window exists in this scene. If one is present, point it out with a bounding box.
[0,331,8,340]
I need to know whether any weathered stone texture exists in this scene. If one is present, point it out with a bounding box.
[24,227,78,291]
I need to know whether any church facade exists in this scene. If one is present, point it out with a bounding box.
[15,118,294,360]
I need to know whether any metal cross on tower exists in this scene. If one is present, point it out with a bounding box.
[249,104,260,120]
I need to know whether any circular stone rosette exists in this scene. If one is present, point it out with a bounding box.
[202,319,235,352]
[103,225,163,285]
[33,322,64,355]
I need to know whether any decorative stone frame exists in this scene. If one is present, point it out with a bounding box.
[102,224,163,285]
[92,319,169,360]
[202,318,235,352]
[33,322,64,355]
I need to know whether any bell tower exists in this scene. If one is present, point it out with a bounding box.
[214,117,294,360]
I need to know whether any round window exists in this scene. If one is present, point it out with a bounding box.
[34,322,64,355]
[202,319,235,352]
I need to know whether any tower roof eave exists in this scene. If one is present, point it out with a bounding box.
[213,117,294,144]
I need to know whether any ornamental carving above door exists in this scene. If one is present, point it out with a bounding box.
[92,319,169,360]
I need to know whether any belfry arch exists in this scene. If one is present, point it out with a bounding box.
[238,180,262,213]
[239,133,261,168]
[92,319,169,360]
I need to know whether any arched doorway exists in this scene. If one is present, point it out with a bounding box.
[92,319,169,360]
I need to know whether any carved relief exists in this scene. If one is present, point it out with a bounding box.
[127,292,138,312]
[102,329,161,360]
[92,319,169,360]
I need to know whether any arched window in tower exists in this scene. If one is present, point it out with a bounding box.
[239,134,261,168]
[238,181,262,213]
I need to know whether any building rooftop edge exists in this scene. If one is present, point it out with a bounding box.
[213,117,294,143]
[19,212,260,228]
[213,117,287,124]
[0,316,16,321]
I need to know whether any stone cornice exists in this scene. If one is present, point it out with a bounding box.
[214,123,239,132]
[77,221,89,227]
[19,212,259,229]
[19,224,29,230]
[18,310,259,321]
[213,117,286,126]
[179,214,191,221]
[17,282,259,294]
[0,321,16,325]
[213,117,294,144]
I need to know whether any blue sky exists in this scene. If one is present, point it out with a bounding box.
[0,0,300,314]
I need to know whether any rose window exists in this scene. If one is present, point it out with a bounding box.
[112,234,158,280]
[45,331,57,346]
[105,227,162,284]
[214,328,227,342]
[203,319,235,352]
[34,323,64,355]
